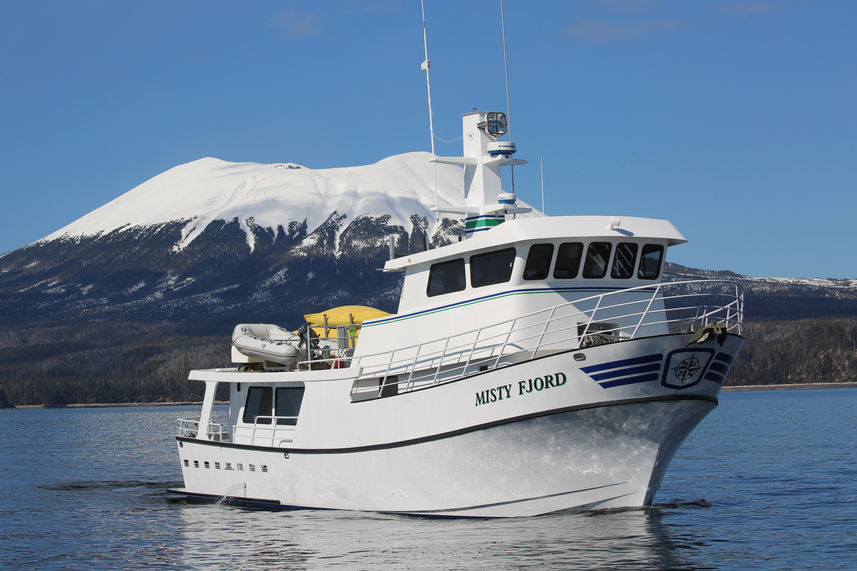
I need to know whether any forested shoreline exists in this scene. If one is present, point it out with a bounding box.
[0,316,855,408]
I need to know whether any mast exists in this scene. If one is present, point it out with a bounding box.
[424,1,530,238]
[420,0,440,215]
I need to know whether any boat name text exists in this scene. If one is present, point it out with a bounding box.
[475,372,567,407]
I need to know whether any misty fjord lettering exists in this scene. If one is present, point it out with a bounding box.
[475,371,567,406]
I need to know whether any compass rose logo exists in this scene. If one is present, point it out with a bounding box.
[662,348,713,389]
[672,355,702,385]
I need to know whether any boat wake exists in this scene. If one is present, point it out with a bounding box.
[650,498,712,510]
[40,480,182,492]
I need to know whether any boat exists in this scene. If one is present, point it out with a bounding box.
[170,103,745,517]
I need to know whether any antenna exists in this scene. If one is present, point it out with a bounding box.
[500,0,515,195]
[420,0,440,215]
[540,156,546,215]
[500,0,512,139]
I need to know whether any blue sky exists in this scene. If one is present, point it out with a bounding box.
[1,0,854,278]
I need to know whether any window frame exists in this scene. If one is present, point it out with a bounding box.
[523,243,554,281]
[426,258,466,297]
[611,242,639,279]
[638,244,665,280]
[582,242,613,279]
[242,386,273,425]
[275,386,305,426]
[553,242,584,279]
[470,247,517,288]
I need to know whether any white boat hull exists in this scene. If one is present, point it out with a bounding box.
[174,333,740,517]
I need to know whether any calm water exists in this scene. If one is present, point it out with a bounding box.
[1,389,855,569]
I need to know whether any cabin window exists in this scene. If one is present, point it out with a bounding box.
[243,386,272,424]
[471,247,516,287]
[275,386,305,425]
[524,243,554,280]
[611,243,639,279]
[638,244,664,279]
[554,242,583,279]
[582,242,612,279]
[427,258,466,296]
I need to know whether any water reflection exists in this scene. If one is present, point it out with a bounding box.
[174,501,709,569]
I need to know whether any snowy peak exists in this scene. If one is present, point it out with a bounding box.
[42,152,473,252]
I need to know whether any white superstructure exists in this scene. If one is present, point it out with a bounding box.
[171,109,744,517]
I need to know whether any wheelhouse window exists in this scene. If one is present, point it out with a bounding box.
[523,244,553,280]
[243,387,272,425]
[471,247,516,288]
[638,244,664,280]
[611,242,639,279]
[427,258,466,297]
[582,242,612,279]
[553,242,583,279]
[275,386,305,425]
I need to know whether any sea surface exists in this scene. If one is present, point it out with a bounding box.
[1,388,855,569]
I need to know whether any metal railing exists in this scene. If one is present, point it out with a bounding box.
[230,416,298,447]
[177,418,229,441]
[342,279,743,399]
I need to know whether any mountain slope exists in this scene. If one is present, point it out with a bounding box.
[665,264,857,320]
[0,152,510,327]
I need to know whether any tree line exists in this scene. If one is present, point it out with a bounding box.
[0,316,855,407]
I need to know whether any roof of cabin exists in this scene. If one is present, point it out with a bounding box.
[384,215,686,271]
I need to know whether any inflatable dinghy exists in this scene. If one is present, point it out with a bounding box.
[231,324,300,365]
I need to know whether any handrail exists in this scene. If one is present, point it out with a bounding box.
[230,415,298,447]
[339,279,743,396]
[177,418,229,441]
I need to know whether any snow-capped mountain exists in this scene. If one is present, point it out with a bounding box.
[0,152,532,328]
[42,152,469,252]
[1,151,855,330]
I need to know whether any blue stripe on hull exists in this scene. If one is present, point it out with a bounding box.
[600,373,662,388]
[589,363,662,382]
[580,353,663,374]
[580,353,664,389]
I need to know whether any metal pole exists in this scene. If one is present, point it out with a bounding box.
[420,0,440,213]
[500,0,515,194]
